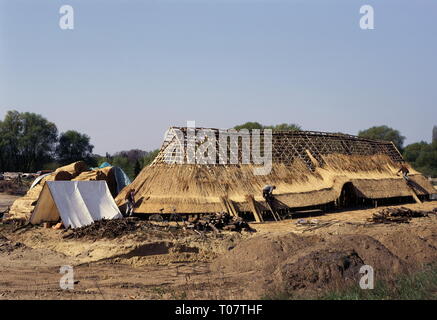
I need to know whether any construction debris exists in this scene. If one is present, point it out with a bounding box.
[296,219,339,232]
[296,218,320,225]
[0,218,31,233]
[0,180,29,196]
[62,216,214,240]
[368,207,436,224]
[62,218,158,240]
[0,235,25,254]
[63,219,140,239]
[187,213,256,233]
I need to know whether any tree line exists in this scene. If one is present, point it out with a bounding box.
[1,111,436,178]
[0,110,159,180]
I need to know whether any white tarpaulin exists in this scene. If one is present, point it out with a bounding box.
[30,181,122,229]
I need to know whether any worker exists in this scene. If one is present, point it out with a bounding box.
[262,185,276,201]
[397,164,410,181]
[124,188,136,217]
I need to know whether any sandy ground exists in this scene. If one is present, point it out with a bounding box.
[1,194,436,299]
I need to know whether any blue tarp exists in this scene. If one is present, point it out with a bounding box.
[97,162,131,194]
[113,166,131,194]
[99,162,112,169]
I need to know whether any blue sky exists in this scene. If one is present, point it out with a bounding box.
[1,0,436,154]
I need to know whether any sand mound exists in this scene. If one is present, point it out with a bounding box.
[369,221,437,267]
[211,233,320,274]
[277,249,364,291]
[212,232,409,296]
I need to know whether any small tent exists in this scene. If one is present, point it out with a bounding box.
[30,181,122,229]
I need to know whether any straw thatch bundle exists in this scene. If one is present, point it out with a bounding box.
[7,161,89,220]
[53,171,73,181]
[7,161,120,220]
[73,166,117,197]
[54,161,88,177]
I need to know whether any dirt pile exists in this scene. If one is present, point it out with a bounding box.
[212,233,319,274]
[62,218,190,240]
[368,207,437,224]
[277,249,364,291]
[212,232,409,297]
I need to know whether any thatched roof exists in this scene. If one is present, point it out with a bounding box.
[116,128,435,214]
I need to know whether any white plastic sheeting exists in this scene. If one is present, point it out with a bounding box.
[30,172,51,189]
[30,181,122,229]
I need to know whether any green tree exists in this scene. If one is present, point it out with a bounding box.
[233,122,301,131]
[234,122,264,130]
[358,125,405,151]
[134,159,141,177]
[112,155,134,180]
[403,141,437,177]
[0,110,58,172]
[403,142,428,163]
[413,142,437,177]
[266,123,301,131]
[56,130,95,166]
[142,149,160,167]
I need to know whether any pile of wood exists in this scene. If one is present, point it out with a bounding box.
[368,207,436,224]
[187,213,256,233]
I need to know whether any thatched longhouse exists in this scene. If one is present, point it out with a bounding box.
[116,128,435,216]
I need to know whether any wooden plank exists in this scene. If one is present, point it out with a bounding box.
[408,188,422,204]
[219,196,238,217]
[227,198,239,217]
[265,200,281,221]
[404,179,422,204]
[245,195,263,223]
[219,196,233,216]
[411,191,422,204]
